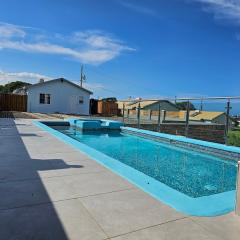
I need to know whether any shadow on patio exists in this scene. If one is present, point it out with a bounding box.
[0,118,84,239]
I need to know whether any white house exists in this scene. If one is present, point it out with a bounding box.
[26,78,92,115]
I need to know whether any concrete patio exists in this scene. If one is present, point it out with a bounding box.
[0,118,240,240]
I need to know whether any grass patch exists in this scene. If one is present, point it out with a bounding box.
[228,130,240,147]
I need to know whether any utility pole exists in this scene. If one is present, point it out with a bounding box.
[80,65,86,87]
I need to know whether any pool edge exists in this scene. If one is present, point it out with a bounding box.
[33,120,236,217]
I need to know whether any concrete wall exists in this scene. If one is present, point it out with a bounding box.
[126,123,226,143]
[27,81,90,115]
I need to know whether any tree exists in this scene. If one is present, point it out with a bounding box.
[176,101,196,110]
[0,81,31,93]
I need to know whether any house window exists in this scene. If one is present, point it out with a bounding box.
[39,93,51,104]
[79,96,84,104]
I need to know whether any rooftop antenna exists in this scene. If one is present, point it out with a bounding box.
[80,65,86,87]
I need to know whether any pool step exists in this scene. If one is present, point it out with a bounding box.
[67,118,124,130]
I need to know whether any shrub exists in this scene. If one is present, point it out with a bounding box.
[228,131,240,147]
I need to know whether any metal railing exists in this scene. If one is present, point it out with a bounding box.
[121,96,240,140]
[121,96,240,215]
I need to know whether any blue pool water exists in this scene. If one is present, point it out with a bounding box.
[51,125,237,199]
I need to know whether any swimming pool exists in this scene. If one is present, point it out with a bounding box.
[35,120,239,216]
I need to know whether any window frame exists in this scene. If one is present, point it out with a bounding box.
[39,93,51,104]
[79,96,84,104]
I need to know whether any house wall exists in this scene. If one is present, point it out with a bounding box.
[212,114,226,125]
[27,80,90,115]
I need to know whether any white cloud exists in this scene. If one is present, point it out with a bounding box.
[72,30,134,51]
[0,70,51,85]
[0,22,135,65]
[192,0,240,25]
[0,23,26,39]
[0,70,111,96]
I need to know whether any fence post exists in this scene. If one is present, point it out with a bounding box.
[149,110,152,120]
[235,161,240,215]
[225,99,231,144]
[185,101,190,137]
[122,103,125,123]
[162,110,166,122]
[157,103,161,132]
[137,102,141,129]
[200,98,203,111]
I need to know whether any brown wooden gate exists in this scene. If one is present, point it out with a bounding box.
[97,100,118,116]
[0,94,27,111]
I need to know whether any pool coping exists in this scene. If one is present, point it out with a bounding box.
[33,120,236,217]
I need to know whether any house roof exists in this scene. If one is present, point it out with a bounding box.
[117,100,177,110]
[117,100,135,109]
[128,100,159,109]
[27,78,93,94]
[189,111,225,121]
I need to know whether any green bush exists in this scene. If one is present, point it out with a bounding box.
[228,131,240,147]
[0,81,31,93]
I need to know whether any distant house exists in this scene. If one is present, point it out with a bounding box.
[118,100,179,111]
[26,78,92,115]
[189,110,234,126]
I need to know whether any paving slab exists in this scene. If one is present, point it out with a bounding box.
[60,171,135,198]
[0,151,32,166]
[30,151,93,163]
[80,188,185,237]
[25,142,79,155]
[191,213,240,240]
[0,135,28,155]
[0,177,70,210]
[0,150,98,181]
[0,171,134,210]
[38,158,107,178]
[20,130,65,143]
[0,199,107,240]
[0,163,43,182]
[0,124,20,135]
[110,218,221,240]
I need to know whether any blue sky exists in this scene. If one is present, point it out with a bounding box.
[0,0,240,101]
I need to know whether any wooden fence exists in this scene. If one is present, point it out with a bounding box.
[0,94,27,112]
[97,101,119,116]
